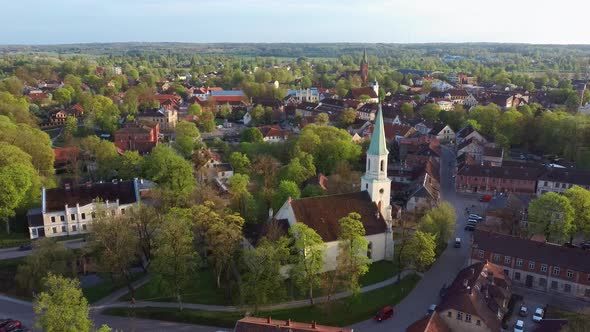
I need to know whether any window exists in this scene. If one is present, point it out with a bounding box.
[553,267,560,276]
[447,311,452,318]
[60,215,65,222]
[365,184,368,190]
[81,213,86,220]
[529,262,535,270]
[71,214,76,221]
[478,250,484,258]
[121,208,126,215]
[551,281,558,289]
[493,254,500,262]
[567,270,574,278]
[544,181,548,186]
[539,278,547,287]
[541,264,548,272]
[82,224,87,231]
[91,212,96,219]
[72,225,77,232]
[380,160,384,172]
[61,225,66,232]
[516,259,523,267]
[52,227,57,234]
[515,272,521,281]
[31,228,37,236]
[564,284,571,293]
[457,312,463,320]
[465,314,472,323]
[367,242,373,259]
[367,159,370,171]
[51,216,55,223]
[476,320,481,326]
[504,256,511,264]
[504,269,510,277]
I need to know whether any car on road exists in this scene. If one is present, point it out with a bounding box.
[18,244,32,251]
[454,238,461,248]
[514,319,524,332]
[464,224,475,231]
[467,218,479,224]
[0,320,22,332]
[427,304,437,314]
[469,214,483,220]
[533,307,544,322]
[374,306,394,322]
[519,305,528,317]
[582,242,590,250]
[479,194,492,202]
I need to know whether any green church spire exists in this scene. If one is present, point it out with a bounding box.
[367,104,388,156]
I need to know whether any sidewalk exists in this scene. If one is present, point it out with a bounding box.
[96,269,418,312]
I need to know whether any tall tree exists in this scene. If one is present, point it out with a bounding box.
[336,212,371,296]
[315,113,329,126]
[420,103,441,122]
[289,223,326,305]
[206,212,245,288]
[151,208,199,310]
[63,116,78,142]
[402,231,437,271]
[16,238,75,294]
[228,152,251,174]
[143,145,195,196]
[528,192,575,243]
[419,202,457,249]
[228,173,255,219]
[564,186,590,239]
[272,180,301,212]
[241,127,263,143]
[115,151,143,180]
[173,120,201,159]
[123,204,160,267]
[34,274,93,332]
[338,108,357,128]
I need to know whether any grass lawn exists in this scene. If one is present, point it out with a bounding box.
[104,273,421,328]
[0,232,31,249]
[360,261,400,286]
[83,271,146,303]
[121,269,228,305]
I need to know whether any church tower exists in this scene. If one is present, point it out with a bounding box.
[361,104,391,214]
[360,49,369,84]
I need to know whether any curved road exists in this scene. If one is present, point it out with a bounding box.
[351,145,476,332]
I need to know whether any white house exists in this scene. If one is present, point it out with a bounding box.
[26,180,141,239]
[274,105,394,271]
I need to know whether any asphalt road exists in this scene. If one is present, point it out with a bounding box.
[351,145,478,332]
[0,239,87,260]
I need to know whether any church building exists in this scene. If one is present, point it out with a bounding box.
[274,105,394,271]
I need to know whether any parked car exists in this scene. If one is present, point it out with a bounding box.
[469,214,483,220]
[464,224,475,231]
[533,307,544,322]
[479,194,492,202]
[519,305,528,317]
[427,304,437,314]
[467,218,479,223]
[563,242,579,249]
[514,320,524,332]
[454,238,461,248]
[0,321,21,332]
[374,306,394,322]
[18,244,32,251]
[581,242,590,250]
[0,321,14,328]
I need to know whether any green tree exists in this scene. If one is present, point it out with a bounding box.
[79,136,119,179]
[206,211,245,288]
[0,76,24,96]
[419,202,456,249]
[53,87,73,106]
[280,152,316,185]
[151,208,199,310]
[0,163,33,233]
[339,108,357,128]
[116,151,143,180]
[143,145,195,196]
[401,102,414,118]
[289,223,326,305]
[241,237,290,311]
[123,204,160,266]
[315,113,329,126]
[336,212,371,296]
[402,231,436,271]
[63,116,78,142]
[188,103,202,116]
[273,180,301,212]
[228,152,251,174]
[34,274,93,332]
[83,95,120,134]
[228,173,255,219]
[199,110,216,132]
[302,185,327,197]
[296,125,361,174]
[420,103,441,122]
[173,120,201,159]
[564,186,590,239]
[16,238,74,294]
[528,192,575,243]
[241,127,263,143]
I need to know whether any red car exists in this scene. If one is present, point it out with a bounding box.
[375,306,394,321]
[479,194,492,202]
[0,320,21,332]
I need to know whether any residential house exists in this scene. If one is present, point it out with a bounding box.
[214,163,234,180]
[536,167,590,195]
[257,125,292,143]
[405,312,451,332]
[436,99,454,111]
[471,229,590,301]
[287,88,321,103]
[114,120,160,155]
[234,317,353,332]
[448,89,469,104]
[357,103,378,121]
[414,120,435,136]
[136,107,178,131]
[456,165,542,195]
[482,147,503,167]
[151,94,182,110]
[436,261,512,332]
[53,146,80,174]
[429,124,455,143]
[274,106,394,271]
[464,94,479,108]
[406,159,441,212]
[26,180,141,239]
[457,138,485,163]
[455,125,490,146]
[346,81,379,103]
[295,102,319,118]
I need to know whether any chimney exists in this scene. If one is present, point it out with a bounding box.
[267,317,271,324]
[64,183,71,191]
[311,321,317,329]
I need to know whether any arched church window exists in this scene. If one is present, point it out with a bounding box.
[380,160,384,172]
[368,159,370,171]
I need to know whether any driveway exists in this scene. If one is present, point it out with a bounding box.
[351,145,475,331]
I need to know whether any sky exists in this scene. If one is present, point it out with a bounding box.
[2,0,590,45]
